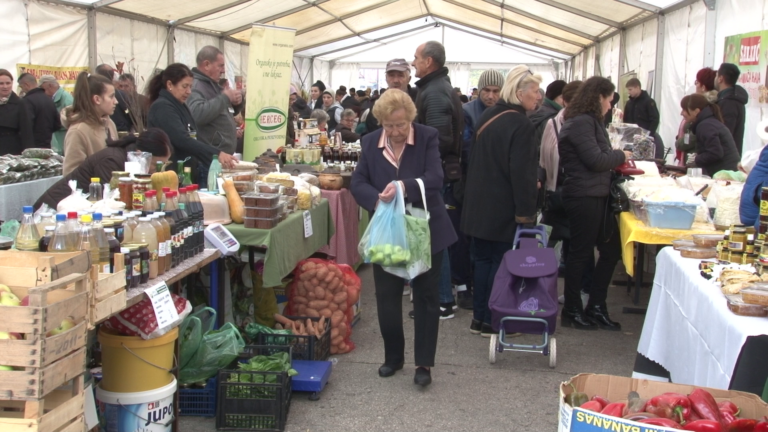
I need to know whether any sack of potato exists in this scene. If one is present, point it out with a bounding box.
[285,259,361,354]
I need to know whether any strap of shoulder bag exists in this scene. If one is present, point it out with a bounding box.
[476,110,517,138]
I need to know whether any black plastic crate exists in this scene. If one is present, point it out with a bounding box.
[179,376,217,417]
[216,345,293,431]
[257,315,330,361]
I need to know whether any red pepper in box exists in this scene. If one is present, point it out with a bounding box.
[720,410,737,427]
[579,401,603,412]
[639,417,683,428]
[718,401,740,416]
[591,395,610,410]
[647,392,692,423]
[690,389,725,426]
[683,420,724,432]
[601,402,626,418]
[754,420,768,432]
[728,419,758,432]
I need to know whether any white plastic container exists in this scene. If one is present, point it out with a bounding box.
[96,378,176,432]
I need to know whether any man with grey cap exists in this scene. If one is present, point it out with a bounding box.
[449,69,504,309]
[40,75,72,155]
[363,58,418,135]
[17,73,61,149]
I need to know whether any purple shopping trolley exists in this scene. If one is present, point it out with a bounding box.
[487,226,558,368]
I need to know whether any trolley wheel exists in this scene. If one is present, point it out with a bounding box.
[548,337,557,369]
[489,334,498,364]
[308,392,321,401]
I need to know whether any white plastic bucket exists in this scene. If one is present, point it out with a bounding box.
[96,378,176,432]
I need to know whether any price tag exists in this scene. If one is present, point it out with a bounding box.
[303,211,313,238]
[145,282,179,328]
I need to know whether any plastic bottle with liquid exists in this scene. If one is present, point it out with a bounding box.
[164,192,179,267]
[124,212,138,243]
[15,206,41,251]
[38,226,54,252]
[160,187,170,211]
[133,217,159,280]
[178,188,195,257]
[189,185,205,254]
[149,214,166,276]
[50,214,72,252]
[77,214,100,265]
[178,202,190,261]
[104,228,121,273]
[207,154,221,192]
[92,213,110,273]
[36,212,54,237]
[66,212,79,247]
[154,212,172,273]
[89,177,103,202]
[170,192,187,262]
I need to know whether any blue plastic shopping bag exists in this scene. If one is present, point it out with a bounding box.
[358,181,409,268]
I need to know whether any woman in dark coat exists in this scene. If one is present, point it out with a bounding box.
[147,63,236,179]
[351,89,457,387]
[681,93,740,176]
[35,129,172,210]
[558,76,632,331]
[0,69,34,155]
[461,65,542,337]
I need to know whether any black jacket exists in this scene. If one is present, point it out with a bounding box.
[717,85,748,155]
[334,124,360,143]
[460,101,538,243]
[147,89,219,168]
[624,90,660,133]
[340,95,360,110]
[110,89,134,132]
[691,106,740,177]
[365,86,418,134]
[529,99,560,150]
[23,87,61,148]
[415,67,464,165]
[35,145,128,210]
[292,96,313,119]
[0,92,34,155]
[558,113,626,198]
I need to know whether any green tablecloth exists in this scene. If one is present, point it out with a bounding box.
[226,199,335,287]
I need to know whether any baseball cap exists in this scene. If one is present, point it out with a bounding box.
[386,59,410,73]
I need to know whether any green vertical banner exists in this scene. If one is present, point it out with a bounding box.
[723,30,768,107]
[244,24,296,162]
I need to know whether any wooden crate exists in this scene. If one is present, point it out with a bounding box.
[0,374,85,432]
[0,273,89,400]
[0,251,91,287]
[88,261,127,326]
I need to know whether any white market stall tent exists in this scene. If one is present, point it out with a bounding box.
[2,0,768,155]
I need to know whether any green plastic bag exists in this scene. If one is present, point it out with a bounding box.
[180,322,245,385]
[179,308,217,371]
[713,170,747,182]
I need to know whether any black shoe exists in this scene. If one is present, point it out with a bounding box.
[584,304,622,331]
[439,304,455,320]
[457,291,473,310]
[443,300,458,311]
[469,319,482,334]
[414,367,432,386]
[408,310,415,319]
[480,323,495,338]
[378,362,404,377]
[561,308,598,330]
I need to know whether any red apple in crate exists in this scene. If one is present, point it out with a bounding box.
[47,317,76,337]
[0,292,20,306]
[20,296,29,306]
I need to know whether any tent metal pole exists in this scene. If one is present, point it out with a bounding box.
[533,0,621,28]
[87,9,97,71]
[618,29,627,79]
[167,27,175,65]
[654,15,665,102]
[703,0,717,67]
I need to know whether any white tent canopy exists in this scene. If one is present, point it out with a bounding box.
[2,0,768,156]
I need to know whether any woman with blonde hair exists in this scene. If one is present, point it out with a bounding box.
[351,88,456,387]
[62,72,118,175]
[461,65,542,337]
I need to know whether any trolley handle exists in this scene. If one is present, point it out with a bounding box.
[513,226,548,249]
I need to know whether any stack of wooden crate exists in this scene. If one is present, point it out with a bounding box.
[87,258,127,327]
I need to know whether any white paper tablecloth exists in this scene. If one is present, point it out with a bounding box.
[635,247,768,389]
[0,176,62,222]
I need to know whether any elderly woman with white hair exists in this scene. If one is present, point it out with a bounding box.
[310,109,330,132]
[351,89,456,387]
[460,65,543,337]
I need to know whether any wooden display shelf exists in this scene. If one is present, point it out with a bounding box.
[0,375,85,432]
[88,262,127,327]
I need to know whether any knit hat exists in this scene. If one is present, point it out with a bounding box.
[545,80,567,100]
[478,70,505,90]
[312,80,326,92]
[289,84,298,95]
[696,68,717,91]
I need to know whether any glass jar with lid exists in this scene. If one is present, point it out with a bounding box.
[111,171,129,191]
[132,179,152,211]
